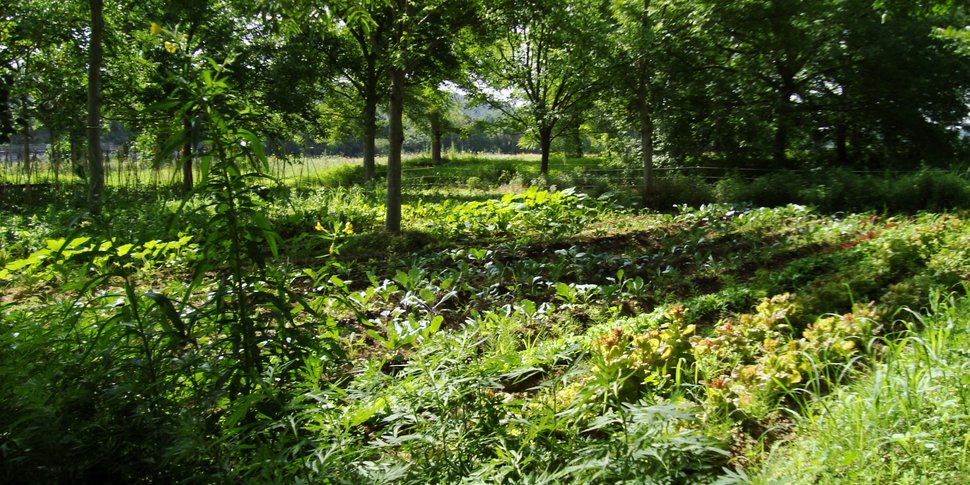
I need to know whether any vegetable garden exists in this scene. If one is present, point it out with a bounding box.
[3,160,970,482]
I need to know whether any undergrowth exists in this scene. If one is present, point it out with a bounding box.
[2,163,970,482]
[749,290,970,484]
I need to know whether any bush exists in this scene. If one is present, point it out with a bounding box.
[713,168,970,213]
[648,174,715,209]
[889,169,970,212]
[732,171,806,207]
[754,294,970,483]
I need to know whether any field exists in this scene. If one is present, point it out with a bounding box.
[2,155,970,483]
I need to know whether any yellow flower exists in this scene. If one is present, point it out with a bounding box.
[314,222,324,232]
[343,222,354,234]
[164,41,177,53]
[150,22,162,35]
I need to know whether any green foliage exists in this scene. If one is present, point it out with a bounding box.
[409,186,608,239]
[648,173,717,209]
[5,171,970,481]
[1,234,198,283]
[653,169,970,213]
[754,292,970,483]
[588,306,696,400]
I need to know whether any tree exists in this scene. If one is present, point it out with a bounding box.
[607,0,665,201]
[384,0,482,233]
[1,0,85,184]
[660,0,970,169]
[471,0,610,174]
[324,4,390,182]
[407,84,462,165]
[827,0,970,166]
[87,0,105,209]
[148,0,249,192]
[32,40,88,184]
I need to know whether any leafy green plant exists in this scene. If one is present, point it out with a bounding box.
[753,292,970,484]
[409,186,607,240]
[575,306,698,412]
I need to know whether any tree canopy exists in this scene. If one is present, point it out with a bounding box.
[1,0,968,217]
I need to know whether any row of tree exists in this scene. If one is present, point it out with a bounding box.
[2,0,969,228]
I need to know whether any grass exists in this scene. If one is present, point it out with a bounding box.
[9,153,970,213]
[750,291,970,484]
[0,152,554,186]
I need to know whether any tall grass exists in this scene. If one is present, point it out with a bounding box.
[750,290,970,484]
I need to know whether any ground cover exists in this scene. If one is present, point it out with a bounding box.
[1,158,969,482]
[751,292,970,484]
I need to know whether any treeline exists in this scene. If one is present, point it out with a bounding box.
[2,1,969,196]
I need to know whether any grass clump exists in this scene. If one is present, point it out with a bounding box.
[751,291,970,484]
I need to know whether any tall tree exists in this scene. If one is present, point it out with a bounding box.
[407,84,462,165]
[471,0,609,174]
[384,0,481,233]
[329,5,389,182]
[828,0,970,166]
[608,0,664,201]
[87,0,105,209]
[1,0,84,177]
[662,0,970,169]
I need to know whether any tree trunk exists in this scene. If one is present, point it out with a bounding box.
[51,129,60,185]
[573,118,583,158]
[430,113,442,165]
[362,85,378,182]
[835,122,848,165]
[87,0,105,212]
[70,132,80,178]
[386,66,405,234]
[539,126,552,175]
[639,93,654,205]
[21,107,30,189]
[773,74,795,168]
[773,116,787,168]
[0,76,11,144]
[639,0,654,204]
[181,117,193,193]
[361,30,380,183]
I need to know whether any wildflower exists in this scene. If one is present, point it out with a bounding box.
[314,222,324,232]
[150,22,162,35]
[164,41,177,53]
[343,222,354,234]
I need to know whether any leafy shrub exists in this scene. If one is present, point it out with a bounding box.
[712,168,970,213]
[409,187,606,239]
[754,293,970,483]
[648,173,715,209]
[693,293,800,364]
[888,169,970,212]
[308,163,386,187]
[695,295,879,416]
[732,171,807,207]
[588,306,696,400]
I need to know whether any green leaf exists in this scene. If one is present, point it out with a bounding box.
[145,99,183,112]
[252,213,279,259]
[145,291,187,339]
[427,315,444,335]
[347,396,388,428]
[116,243,134,257]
